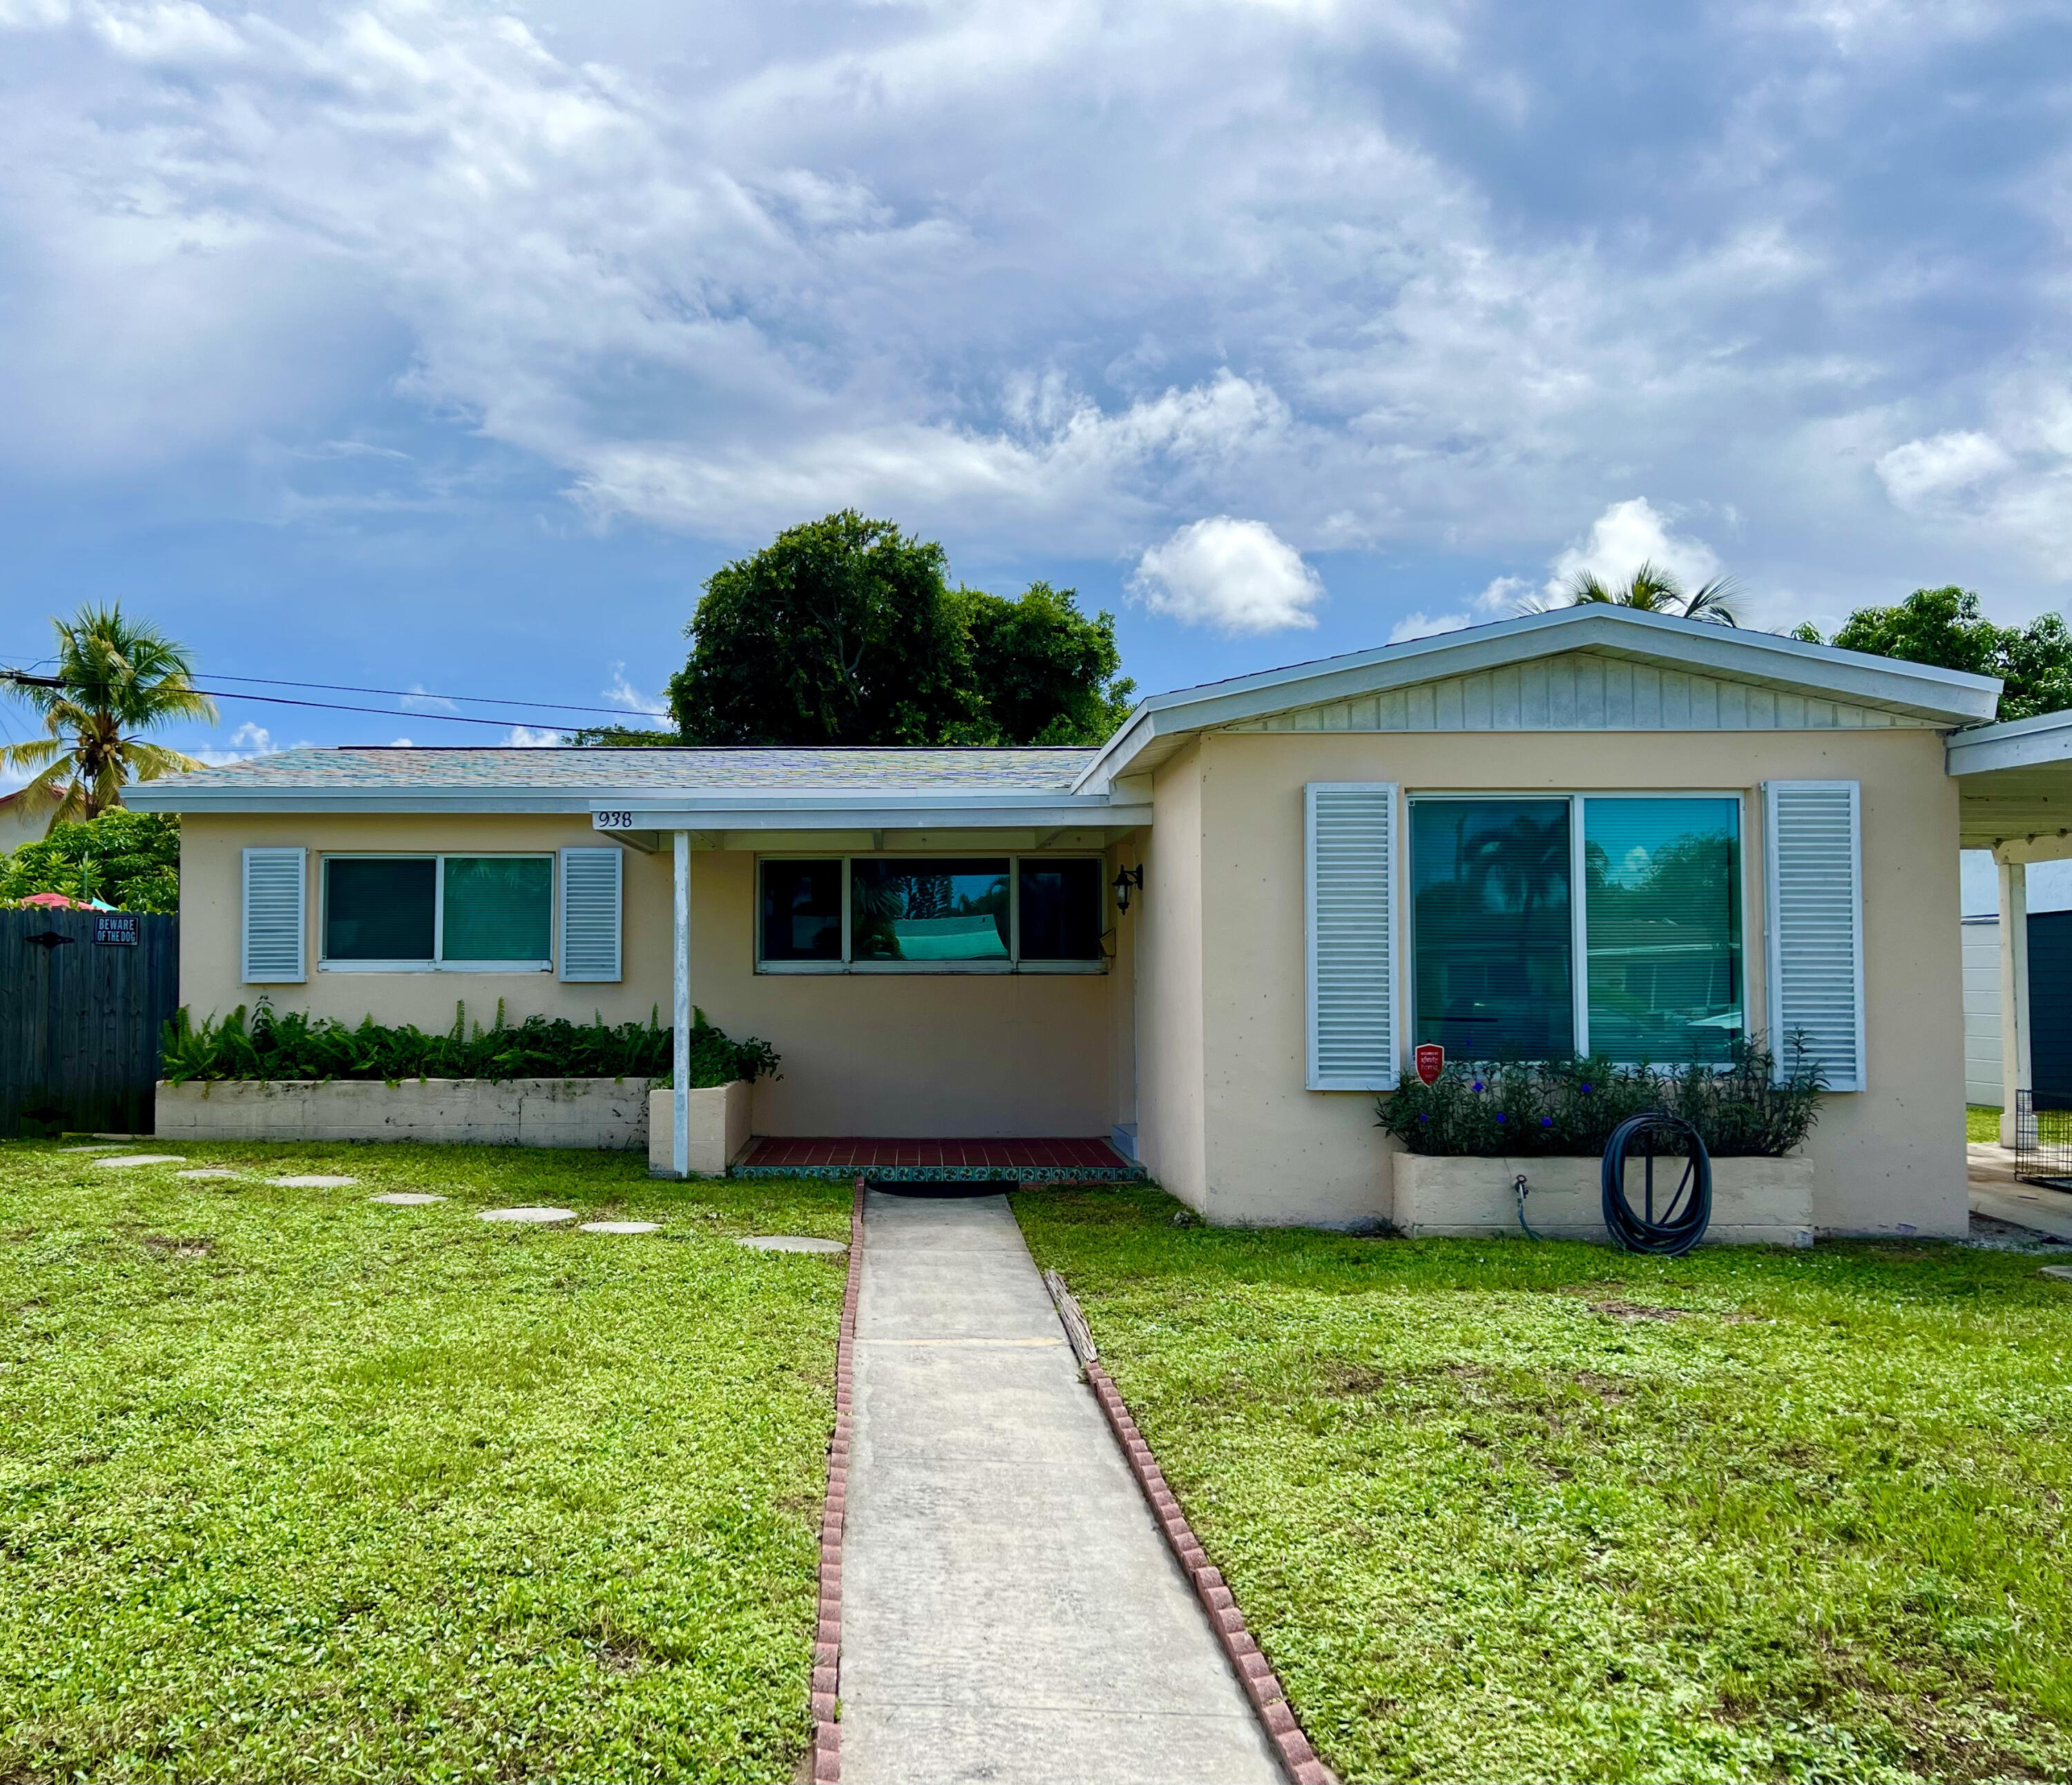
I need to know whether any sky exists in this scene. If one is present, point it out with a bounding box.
[1,0,2071,778]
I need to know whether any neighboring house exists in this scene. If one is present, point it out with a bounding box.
[1965,915,2004,1107]
[0,782,61,855]
[136,604,2044,1237]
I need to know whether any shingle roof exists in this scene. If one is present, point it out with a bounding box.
[156,745,1098,795]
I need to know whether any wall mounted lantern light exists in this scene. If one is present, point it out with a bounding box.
[1111,864,1144,915]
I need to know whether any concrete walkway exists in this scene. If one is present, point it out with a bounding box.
[840,1190,1282,1785]
[1969,1143,2072,1243]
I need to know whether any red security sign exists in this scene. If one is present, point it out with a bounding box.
[1414,1043,1445,1087]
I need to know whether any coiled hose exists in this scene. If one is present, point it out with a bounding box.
[1600,1113,1712,1257]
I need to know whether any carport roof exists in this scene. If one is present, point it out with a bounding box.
[1947,712,2072,853]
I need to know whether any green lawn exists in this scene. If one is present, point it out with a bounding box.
[0,1140,850,1783]
[1017,1187,2072,1785]
[1969,1103,2002,1144]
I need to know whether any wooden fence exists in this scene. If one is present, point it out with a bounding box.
[1,909,179,1138]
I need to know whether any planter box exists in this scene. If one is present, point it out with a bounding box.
[156,1077,654,1149]
[646,1083,754,1178]
[1393,1151,1813,1246]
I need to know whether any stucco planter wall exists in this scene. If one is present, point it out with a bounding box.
[156,1076,654,1149]
[646,1082,754,1178]
[1393,1151,1814,1246]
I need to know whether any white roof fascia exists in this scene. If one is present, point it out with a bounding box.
[125,783,1148,830]
[1073,607,2002,793]
[1946,709,2072,776]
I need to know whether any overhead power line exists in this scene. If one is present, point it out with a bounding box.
[0,667,674,734]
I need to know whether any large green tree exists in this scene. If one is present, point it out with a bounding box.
[2,604,215,828]
[662,512,1134,746]
[1816,586,2072,721]
[0,809,180,913]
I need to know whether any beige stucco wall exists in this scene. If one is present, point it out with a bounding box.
[1133,741,1207,1208]
[178,814,1115,1139]
[1140,727,1966,1237]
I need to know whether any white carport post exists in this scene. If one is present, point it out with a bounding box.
[672,829,691,1179]
[1998,855,2032,1147]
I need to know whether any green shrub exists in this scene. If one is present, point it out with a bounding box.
[0,809,179,913]
[160,999,779,1089]
[1376,1037,1823,1158]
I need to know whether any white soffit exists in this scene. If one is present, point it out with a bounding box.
[1947,711,2072,850]
[1073,607,2001,793]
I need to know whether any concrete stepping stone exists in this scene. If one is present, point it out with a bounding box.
[177,1169,241,1181]
[269,1175,359,1187]
[371,1192,446,1206]
[736,1234,848,1253]
[2042,1264,2072,1283]
[478,1206,576,1223]
[93,1154,184,1169]
[582,1220,659,1234]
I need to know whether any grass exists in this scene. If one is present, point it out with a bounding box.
[0,1139,851,1783]
[1015,1186,2072,1785]
[1969,1103,2002,1144]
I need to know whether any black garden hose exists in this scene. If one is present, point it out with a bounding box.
[1601,1113,1712,1257]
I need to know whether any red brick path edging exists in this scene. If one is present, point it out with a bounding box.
[811,1182,864,1784]
[1084,1359,1338,1785]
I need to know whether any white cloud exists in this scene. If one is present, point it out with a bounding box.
[1874,430,2015,510]
[604,663,671,723]
[1473,576,1533,615]
[1544,499,1723,600]
[1388,610,1469,643]
[189,720,286,765]
[388,736,414,747]
[503,725,562,747]
[1129,517,1323,633]
[0,0,2063,614]
[399,685,458,714]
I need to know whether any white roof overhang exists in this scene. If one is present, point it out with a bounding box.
[1074,606,2002,793]
[126,781,1149,834]
[1946,711,2072,854]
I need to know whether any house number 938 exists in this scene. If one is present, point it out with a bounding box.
[592,810,636,830]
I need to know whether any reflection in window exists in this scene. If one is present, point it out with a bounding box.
[851,859,1010,962]
[1018,859,1104,961]
[760,859,843,961]
[1584,799,1741,1063]
[1411,800,1574,1062]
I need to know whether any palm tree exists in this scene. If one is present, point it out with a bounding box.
[1561,560,1740,626]
[1,605,216,832]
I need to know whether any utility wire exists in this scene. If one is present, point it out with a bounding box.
[0,669,673,733]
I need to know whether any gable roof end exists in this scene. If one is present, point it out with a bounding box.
[1073,605,2002,793]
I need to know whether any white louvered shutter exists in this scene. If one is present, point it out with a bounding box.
[242,848,306,983]
[1306,783,1399,1090]
[559,847,624,982]
[1763,781,1864,1091]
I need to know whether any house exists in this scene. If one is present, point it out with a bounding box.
[134,604,2041,1235]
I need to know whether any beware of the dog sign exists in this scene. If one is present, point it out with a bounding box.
[1414,1042,1444,1087]
[94,913,138,947]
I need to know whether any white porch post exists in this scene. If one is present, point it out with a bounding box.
[1999,855,2031,1147]
[673,829,691,1179]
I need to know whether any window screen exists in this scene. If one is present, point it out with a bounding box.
[760,860,843,961]
[1584,799,1741,1063]
[1411,800,1573,1061]
[1018,859,1103,961]
[442,857,552,962]
[324,858,435,962]
[852,859,1009,962]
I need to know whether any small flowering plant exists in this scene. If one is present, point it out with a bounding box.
[1376,1036,1825,1158]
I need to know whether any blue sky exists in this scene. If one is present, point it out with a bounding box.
[2,0,2070,771]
